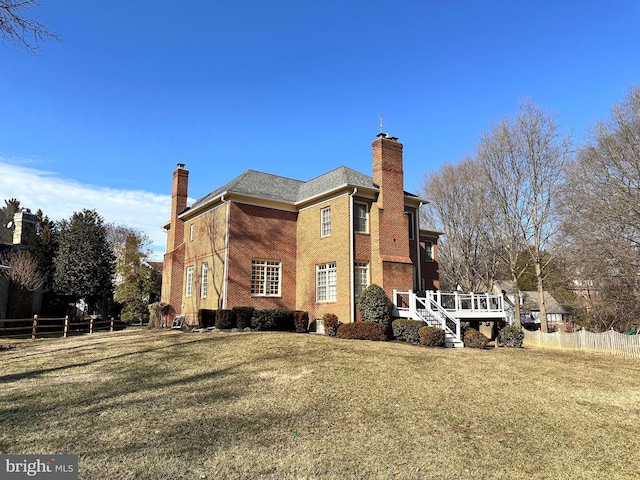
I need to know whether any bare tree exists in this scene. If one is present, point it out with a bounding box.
[422,158,500,292]
[562,86,640,331]
[477,100,572,331]
[0,0,60,54]
[0,249,45,290]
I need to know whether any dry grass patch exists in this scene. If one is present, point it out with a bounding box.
[1,329,639,479]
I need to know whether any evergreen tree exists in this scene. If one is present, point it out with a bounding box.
[53,209,115,317]
[114,232,157,323]
[0,198,20,244]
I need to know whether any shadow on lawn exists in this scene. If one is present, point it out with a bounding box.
[0,335,206,383]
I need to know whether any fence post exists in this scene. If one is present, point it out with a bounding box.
[64,315,69,338]
[110,317,114,332]
[89,317,94,334]
[31,315,38,341]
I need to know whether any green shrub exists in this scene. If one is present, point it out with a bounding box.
[215,309,236,329]
[392,319,425,344]
[198,309,216,328]
[323,313,341,336]
[233,306,254,329]
[294,310,309,333]
[358,284,392,326]
[499,324,524,347]
[336,321,388,341]
[251,309,295,331]
[464,329,489,349]
[418,326,445,347]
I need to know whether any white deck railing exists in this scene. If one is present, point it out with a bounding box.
[393,290,506,320]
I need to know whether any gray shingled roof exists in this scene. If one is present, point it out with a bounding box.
[297,166,377,201]
[190,165,419,210]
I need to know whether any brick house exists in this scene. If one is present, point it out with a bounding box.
[161,134,439,325]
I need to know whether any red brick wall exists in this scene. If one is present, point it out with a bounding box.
[226,202,298,310]
[371,136,414,299]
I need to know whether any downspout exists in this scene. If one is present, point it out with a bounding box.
[416,202,423,291]
[221,195,230,309]
[350,188,358,323]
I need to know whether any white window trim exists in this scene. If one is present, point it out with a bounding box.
[424,241,434,262]
[201,262,208,298]
[354,202,369,233]
[354,262,369,300]
[189,223,195,242]
[251,259,282,297]
[185,265,194,297]
[316,262,337,302]
[321,207,331,238]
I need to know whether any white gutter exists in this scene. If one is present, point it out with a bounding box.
[221,195,230,309]
[349,188,358,323]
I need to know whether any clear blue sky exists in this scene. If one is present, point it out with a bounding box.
[1,1,639,257]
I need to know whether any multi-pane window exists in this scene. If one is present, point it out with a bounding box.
[201,262,208,298]
[189,223,195,241]
[424,241,434,261]
[321,207,331,237]
[316,262,337,302]
[354,262,369,299]
[185,265,194,297]
[406,211,415,240]
[354,202,368,233]
[251,260,281,296]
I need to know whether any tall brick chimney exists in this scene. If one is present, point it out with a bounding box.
[167,163,189,253]
[370,134,414,295]
[161,163,189,313]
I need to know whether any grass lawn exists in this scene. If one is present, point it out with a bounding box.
[1,329,639,479]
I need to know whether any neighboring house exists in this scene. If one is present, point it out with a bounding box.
[518,291,573,332]
[161,134,440,325]
[0,208,41,319]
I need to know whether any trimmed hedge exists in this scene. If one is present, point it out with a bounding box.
[336,321,388,341]
[198,309,216,328]
[294,310,309,333]
[251,309,295,331]
[215,309,236,329]
[418,326,445,347]
[392,319,425,344]
[499,325,524,347]
[358,284,392,326]
[233,306,254,329]
[464,329,489,349]
[323,313,341,337]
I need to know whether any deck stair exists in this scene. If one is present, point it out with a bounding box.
[393,290,507,348]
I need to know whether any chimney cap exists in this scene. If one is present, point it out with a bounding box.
[177,163,186,169]
[376,133,399,141]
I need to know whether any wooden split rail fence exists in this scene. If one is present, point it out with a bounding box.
[0,315,116,340]
[524,329,640,358]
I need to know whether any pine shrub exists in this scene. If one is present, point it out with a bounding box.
[358,284,393,326]
[499,324,525,347]
[233,306,254,329]
[464,329,489,349]
[336,321,388,341]
[323,313,341,336]
[198,309,216,328]
[215,309,236,329]
[251,309,295,331]
[392,319,425,344]
[418,326,445,347]
[294,310,309,333]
